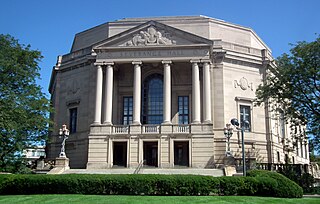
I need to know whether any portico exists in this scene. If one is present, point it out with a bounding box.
[92,60,212,127]
[87,21,215,169]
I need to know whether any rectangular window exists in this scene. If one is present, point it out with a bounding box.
[277,151,280,163]
[69,108,77,134]
[178,96,189,124]
[279,111,285,138]
[300,140,304,158]
[240,105,251,131]
[123,96,133,125]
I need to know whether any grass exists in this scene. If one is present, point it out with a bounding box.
[0,195,319,204]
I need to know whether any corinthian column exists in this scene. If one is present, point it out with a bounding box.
[132,61,142,125]
[202,60,212,123]
[103,63,114,125]
[191,60,201,124]
[162,61,172,124]
[93,64,103,124]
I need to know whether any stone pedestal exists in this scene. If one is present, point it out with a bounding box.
[47,157,70,174]
[161,124,172,134]
[55,157,70,168]
[36,159,45,170]
[130,124,141,134]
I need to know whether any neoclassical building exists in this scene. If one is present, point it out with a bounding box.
[48,16,309,170]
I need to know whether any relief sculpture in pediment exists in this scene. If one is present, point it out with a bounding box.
[121,26,176,46]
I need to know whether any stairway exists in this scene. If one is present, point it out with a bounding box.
[63,168,224,177]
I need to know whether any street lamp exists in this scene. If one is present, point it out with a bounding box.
[230,118,249,177]
[59,124,69,158]
[224,124,233,157]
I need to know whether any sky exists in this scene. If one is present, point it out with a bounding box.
[0,0,319,97]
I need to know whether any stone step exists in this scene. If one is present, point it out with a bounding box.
[63,168,224,177]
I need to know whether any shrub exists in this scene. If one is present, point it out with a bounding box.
[247,170,303,198]
[0,173,303,197]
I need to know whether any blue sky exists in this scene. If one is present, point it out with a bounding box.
[0,0,319,97]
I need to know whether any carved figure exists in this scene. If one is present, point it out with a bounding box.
[123,26,176,46]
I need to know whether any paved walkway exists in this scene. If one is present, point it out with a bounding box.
[303,194,320,198]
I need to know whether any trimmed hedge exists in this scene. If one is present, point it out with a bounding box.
[0,171,302,198]
[247,170,303,198]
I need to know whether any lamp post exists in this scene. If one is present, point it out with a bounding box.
[59,124,69,158]
[224,124,233,156]
[230,118,249,177]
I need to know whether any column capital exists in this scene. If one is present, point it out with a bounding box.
[201,59,212,64]
[132,61,142,65]
[94,61,114,66]
[190,60,200,64]
[162,60,172,65]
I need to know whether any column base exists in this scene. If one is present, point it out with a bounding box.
[91,122,101,126]
[161,121,172,125]
[203,120,212,124]
[132,121,141,125]
[192,121,201,124]
[103,122,112,126]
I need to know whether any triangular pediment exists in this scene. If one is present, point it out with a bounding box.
[94,21,213,49]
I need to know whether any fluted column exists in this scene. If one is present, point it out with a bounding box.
[93,64,103,124]
[132,61,142,125]
[202,61,212,123]
[191,60,201,124]
[162,61,172,124]
[103,63,114,125]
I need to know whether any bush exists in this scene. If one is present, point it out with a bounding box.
[247,170,303,198]
[0,173,303,197]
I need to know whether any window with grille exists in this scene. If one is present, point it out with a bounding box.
[122,96,133,125]
[142,74,163,124]
[69,108,77,134]
[279,110,286,138]
[178,96,189,124]
[240,105,251,131]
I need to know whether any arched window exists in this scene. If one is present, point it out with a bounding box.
[142,74,163,124]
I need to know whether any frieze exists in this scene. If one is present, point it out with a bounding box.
[120,26,176,46]
[97,48,209,61]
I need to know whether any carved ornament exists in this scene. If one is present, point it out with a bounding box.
[234,77,253,91]
[121,26,176,46]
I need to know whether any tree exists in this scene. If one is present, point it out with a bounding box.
[256,36,320,151]
[0,34,50,173]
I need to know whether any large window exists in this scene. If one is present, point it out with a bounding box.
[240,105,251,131]
[178,96,189,124]
[279,110,286,138]
[142,74,163,124]
[69,108,77,134]
[122,96,133,125]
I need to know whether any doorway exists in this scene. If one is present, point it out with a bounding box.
[174,141,189,167]
[143,141,158,167]
[113,142,127,167]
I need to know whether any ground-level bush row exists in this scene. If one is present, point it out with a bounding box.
[0,170,303,198]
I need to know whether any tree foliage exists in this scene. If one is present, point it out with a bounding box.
[256,36,320,150]
[0,34,50,173]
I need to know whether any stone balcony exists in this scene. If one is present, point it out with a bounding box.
[90,123,213,135]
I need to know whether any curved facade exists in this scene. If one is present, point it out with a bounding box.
[48,16,309,169]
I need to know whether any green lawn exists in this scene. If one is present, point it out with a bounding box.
[0,195,319,204]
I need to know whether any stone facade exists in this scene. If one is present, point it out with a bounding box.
[48,16,309,169]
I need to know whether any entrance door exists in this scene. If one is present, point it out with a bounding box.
[113,142,127,167]
[143,141,158,167]
[174,141,189,167]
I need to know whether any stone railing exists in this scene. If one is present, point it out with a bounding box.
[108,124,198,135]
[113,125,129,134]
[256,163,310,175]
[142,125,160,134]
[173,124,190,133]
